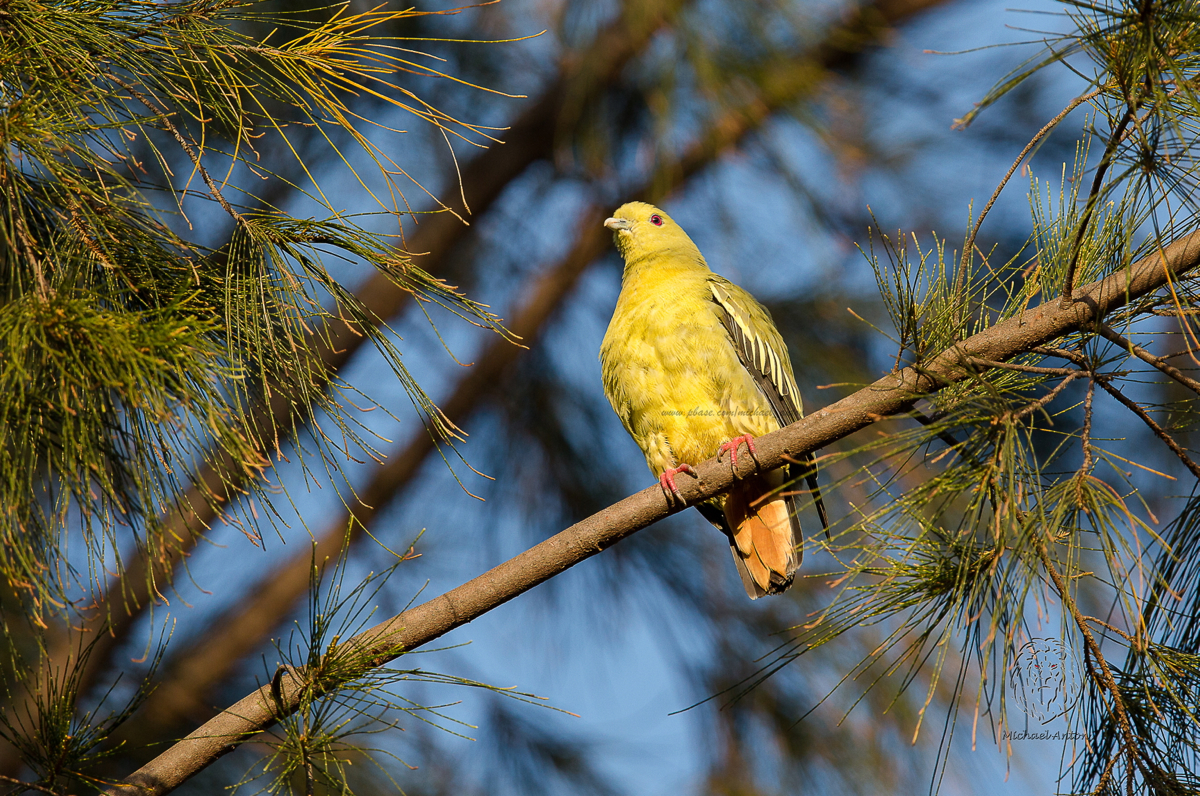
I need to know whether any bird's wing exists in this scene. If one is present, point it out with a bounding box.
[707,279,802,424]
[708,278,829,531]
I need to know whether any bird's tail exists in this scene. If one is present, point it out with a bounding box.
[723,472,800,599]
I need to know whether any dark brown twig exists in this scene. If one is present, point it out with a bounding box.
[956,89,1102,312]
[1012,372,1083,421]
[0,774,72,796]
[1037,541,1149,788]
[1096,378,1200,481]
[909,407,971,460]
[1061,101,1138,305]
[1099,324,1200,397]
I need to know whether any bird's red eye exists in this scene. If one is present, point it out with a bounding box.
[650,214,663,226]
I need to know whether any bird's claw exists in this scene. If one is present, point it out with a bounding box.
[719,434,758,472]
[659,464,697,504]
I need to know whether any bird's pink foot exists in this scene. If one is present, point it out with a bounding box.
[659,463,697,503]
[719,434,758,471]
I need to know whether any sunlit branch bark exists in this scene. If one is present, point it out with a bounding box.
[105,229,1200,796]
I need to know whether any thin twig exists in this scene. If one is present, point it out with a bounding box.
[1090,747,1121,796]
[1012,372,1083,421]
[1076,377,1095,508]
[1089,749,1123,796]
[1032,345,1089,366]
[105,74,247,228]
[909,407,971,459]
[1150,307,1200,316]
[1084,615,1135,643]
[1061,100,1139,305]
[956,89,1102,311]
[1163,345,1200,361]
[966,356,1080,376]
[1037,541,1150,786]
[1099,324,1200,397]
[1097,379,1200,480]
[0,774,70,796]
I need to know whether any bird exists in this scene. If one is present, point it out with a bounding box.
[599,201,826,599]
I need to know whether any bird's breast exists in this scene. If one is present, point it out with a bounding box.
[600,275,779,475]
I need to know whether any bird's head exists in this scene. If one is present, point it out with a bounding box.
[603,202,703,264]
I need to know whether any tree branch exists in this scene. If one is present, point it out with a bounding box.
[104,231,1200,796]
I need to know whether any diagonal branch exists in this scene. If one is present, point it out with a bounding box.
[105,230,1200,796]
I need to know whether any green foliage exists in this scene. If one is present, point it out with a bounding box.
[0,0,513,613]
[0,629,163,794]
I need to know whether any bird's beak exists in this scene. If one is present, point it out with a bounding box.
[604,217,631,232]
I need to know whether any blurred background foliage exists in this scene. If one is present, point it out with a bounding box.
[3,0,1195,793]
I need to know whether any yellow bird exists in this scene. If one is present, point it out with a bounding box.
[599,201,826,599]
